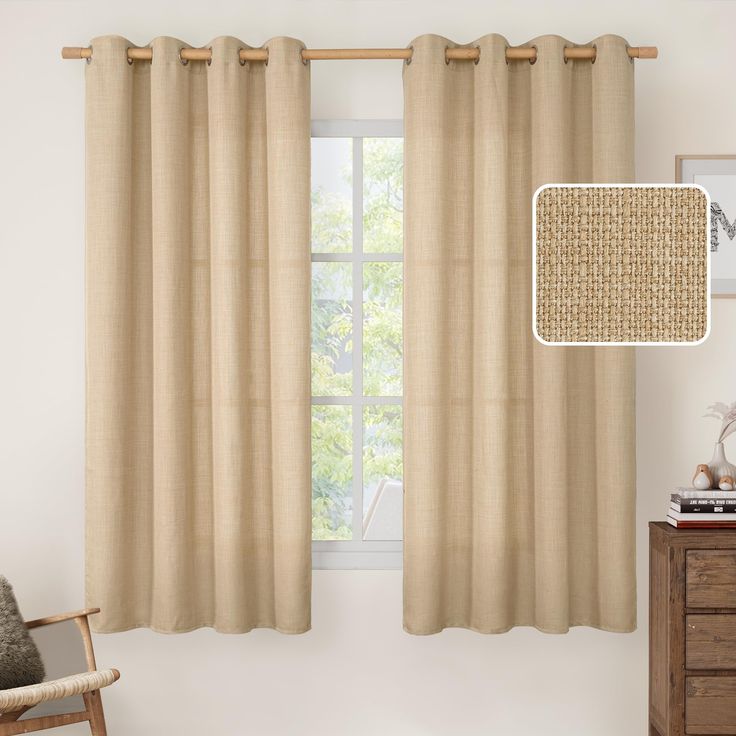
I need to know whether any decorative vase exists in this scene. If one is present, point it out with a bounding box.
[708,442,736,489]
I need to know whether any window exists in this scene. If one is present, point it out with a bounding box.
[311,121,403,569]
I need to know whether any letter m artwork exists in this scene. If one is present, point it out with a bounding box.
[711,202,736,252]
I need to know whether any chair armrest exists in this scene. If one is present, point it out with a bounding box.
[25,608,101,630]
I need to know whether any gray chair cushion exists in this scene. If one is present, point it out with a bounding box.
[0,576,45,690]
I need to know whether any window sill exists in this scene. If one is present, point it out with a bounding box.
[312,542,402,570]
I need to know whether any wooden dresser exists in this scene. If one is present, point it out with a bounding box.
[650,521,736,735]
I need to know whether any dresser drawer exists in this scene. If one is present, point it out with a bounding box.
[687,677,736,734]
[688,551,736,608]
[687,615,736,669]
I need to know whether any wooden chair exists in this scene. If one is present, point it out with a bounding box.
[0,608,119,735]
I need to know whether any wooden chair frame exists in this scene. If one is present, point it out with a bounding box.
[0,608,119,736]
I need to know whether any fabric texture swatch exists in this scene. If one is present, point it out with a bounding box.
[403,33,637,635]
[536,186,708,343]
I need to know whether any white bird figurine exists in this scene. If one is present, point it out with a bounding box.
[693,464,714,490]
[719,476,735,491]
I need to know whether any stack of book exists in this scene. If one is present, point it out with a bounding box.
[668,488,736,528]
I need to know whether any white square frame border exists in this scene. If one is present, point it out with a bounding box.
[532,183,712,347]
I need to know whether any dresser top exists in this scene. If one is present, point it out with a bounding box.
[650,520,736,546]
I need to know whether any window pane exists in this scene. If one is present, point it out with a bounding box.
[363,261,402,396]
[363,138,403,253]
[312,262,352,396]
[362,405,403,541]
[311,138,352,253]
[312,405,353,541]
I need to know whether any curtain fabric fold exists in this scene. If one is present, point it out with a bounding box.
[85,35,312,634]
[403,34,637,635]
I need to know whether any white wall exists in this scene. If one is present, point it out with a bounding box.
[1,1,735,733]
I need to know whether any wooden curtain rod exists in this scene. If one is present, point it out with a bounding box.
[61,45,658,63]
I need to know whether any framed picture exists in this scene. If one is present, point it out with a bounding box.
[676,155,736,297]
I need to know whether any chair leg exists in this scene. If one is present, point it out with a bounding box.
[83,690,108,736]
[0,707,30,724]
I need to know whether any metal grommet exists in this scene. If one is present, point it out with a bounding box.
[591,43,597,64]
[625,44,634,64]
[473,45,480,65]
[563,45,570,64]
[206,47,212,66]
[529,44,538,65]
[301,47,308,66]
[264,46,268,67]
[445,45,451,65]
[86,45,93,65]
[504,44,510,66]
[238,48,247,66]
[178,48,189,66]
[405,45,413,66]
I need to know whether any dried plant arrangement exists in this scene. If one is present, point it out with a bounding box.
[694,400,736,490]
[704,401,736,444]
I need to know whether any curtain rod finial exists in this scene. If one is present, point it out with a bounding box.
[62,46,91,60]
[633,46,658,59]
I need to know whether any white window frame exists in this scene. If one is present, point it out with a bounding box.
[311,120,403,570]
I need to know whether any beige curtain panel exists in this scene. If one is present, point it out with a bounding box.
[85,35,312,634]
[403,34,637,634]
